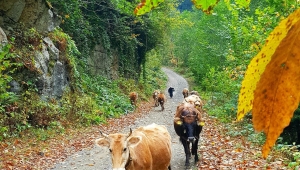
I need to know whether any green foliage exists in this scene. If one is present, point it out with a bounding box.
[202,67,236,94]
[111,0,136,15]
[0,41,22,108]
[171,0,299,124]
[274,144,300,169]
[141,49,167,94]
[80,73,135,118]
[224,117,266,145]
[0,41,23,140]
[134,0,165,15]
[0,0,173,141]
[201,66,241,120]
[48,28,80,82]
[171,2,232,82]
[288,151,300,169]
[60,89,106,125]
[47,0,164,80]
[48,0,90,55]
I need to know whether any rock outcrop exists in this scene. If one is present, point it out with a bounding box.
[0,0,68,100]
[0,0,60,33]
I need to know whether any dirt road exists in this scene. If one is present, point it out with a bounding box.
[51,67,198,170]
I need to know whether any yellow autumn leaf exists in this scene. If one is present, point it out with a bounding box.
[237,9,300,121]
[237,8,300,159]
[254,17,300,159]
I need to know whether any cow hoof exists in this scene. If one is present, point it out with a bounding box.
[185,162,190,166]
[194,155,199,163]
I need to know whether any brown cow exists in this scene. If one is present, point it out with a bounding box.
[152,90,160,107]
[95,123,172,170]
[173,103,203,166]
[182,88,189,98]
[129,92,138,106]
[157,92,166,111]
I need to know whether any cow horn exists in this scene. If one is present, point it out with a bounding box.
[127,128,132,137]
[100,131,109,138]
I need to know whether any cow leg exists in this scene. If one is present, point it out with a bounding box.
[160,102,164,111]
[181,138,190,166]
[192,125,202,164]
[192,140,199,163]
[191,139,197,155]
[187,141,191,158]
[195,153,199,163]
[155,100,159,107]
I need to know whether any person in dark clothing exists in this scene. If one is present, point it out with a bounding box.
[168,87,175,98]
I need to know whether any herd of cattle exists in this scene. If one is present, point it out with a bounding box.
[96,88,205,170]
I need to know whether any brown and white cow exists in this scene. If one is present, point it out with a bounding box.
[189,90,201,98]
[173,103,203,166]
[129,92,138,106]
[95,123,172,170]
[183,94,204,114]
[157,92,166,111]
[182,88,189,98]
[152,90,160,107]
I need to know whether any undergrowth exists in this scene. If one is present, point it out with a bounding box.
[0,27,167,142]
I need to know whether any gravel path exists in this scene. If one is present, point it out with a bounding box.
[51,67,199,170]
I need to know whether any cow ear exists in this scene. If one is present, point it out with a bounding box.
[127,136,141,147]
[95,138,110,147]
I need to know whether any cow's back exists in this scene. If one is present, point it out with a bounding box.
[129,124,171,170]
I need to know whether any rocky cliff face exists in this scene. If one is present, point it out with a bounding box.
[0,0,68,100]
[0,0,60,33]
[88,44,119,80]
[0,0,124,100]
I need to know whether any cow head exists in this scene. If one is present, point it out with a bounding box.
[95,129,141,170]
[182,88,189,98]
[153,90,160,98]
[153,90,160,106]
[180,108,198,142]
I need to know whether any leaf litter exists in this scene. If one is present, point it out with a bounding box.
[0,100,291,169]
[198,112,289,169]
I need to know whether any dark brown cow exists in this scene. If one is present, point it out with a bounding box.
[182,88,189,98]
[95,123,172,170]
[174,103,203,166]
[129,92,138,106]
[152,90,160,107]
[157,92,166,111]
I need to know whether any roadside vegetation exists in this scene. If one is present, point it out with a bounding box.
[0,2,170,166]
[169,0,300,168]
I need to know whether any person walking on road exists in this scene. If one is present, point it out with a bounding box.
[168,87,175,98]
